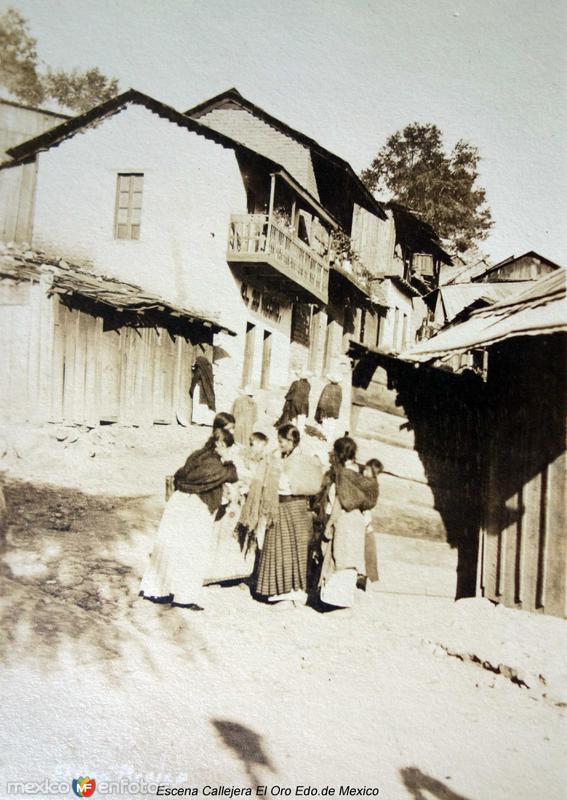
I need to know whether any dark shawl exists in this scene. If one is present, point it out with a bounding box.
[315,382,343,423]
[190,356,216,411]
[173,443,237,514]
[313,464,378,528]
[275,378,310,427]
[335,466,378,512]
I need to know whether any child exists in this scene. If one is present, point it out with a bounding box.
[238,431,274,552]
[361,458,383,586]
[249,431,269,461]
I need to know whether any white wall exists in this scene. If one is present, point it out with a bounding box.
[27,103,297,408]
[32,105,246,323]
[380,280,415,352]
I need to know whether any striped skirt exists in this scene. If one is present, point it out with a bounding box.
[255,497,313,597]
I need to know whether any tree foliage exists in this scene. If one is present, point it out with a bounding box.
[0,8,119,113]
[361,122,493,254]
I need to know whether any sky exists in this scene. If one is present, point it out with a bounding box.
[4,0,567,264]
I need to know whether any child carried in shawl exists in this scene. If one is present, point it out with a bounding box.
[318,451,380,608]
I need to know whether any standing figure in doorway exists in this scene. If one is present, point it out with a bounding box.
[275,371,311,434]
[315,372,343,442]
[190,355,216,426]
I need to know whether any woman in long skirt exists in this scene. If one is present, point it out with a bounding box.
[255,424,323,608]
[140,425,237,610]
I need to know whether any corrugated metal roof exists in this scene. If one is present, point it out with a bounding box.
[404,268,566,361]
[440,282,527,322]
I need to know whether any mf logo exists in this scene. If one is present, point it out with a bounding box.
[72,776,96,797]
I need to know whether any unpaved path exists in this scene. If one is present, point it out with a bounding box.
[0,428,565,799]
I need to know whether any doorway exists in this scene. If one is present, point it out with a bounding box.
[242,322,256,388]
[261,330,272,389]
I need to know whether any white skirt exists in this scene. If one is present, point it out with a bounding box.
[140,491,214,606]
[191,384,215,426]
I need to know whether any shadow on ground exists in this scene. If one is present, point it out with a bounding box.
[401,767,472,800]
[0,478,206,676]
[211,719,276,788]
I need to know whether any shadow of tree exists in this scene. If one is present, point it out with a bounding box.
[211,719,276,788]
[0,478,208,677]
[400,767,472,800]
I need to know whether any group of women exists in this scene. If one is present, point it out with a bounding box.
[140,411,382,612]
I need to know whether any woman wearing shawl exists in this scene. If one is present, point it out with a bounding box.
[315,372,343,443]
[140,414,237,610]
[255,424,323,608]
[275,372,311,433]
[190,355,216,427]
[317,436,379,609]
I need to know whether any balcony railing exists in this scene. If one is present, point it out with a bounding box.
[227,214,329,303]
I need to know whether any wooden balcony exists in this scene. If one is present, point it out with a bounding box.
[227,214,329,304]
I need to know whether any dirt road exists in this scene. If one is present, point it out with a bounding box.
[0,427,564,799]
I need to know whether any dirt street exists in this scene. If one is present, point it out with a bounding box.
[0,425,564,799]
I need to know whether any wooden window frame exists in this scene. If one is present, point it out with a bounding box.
[114,173,144,240]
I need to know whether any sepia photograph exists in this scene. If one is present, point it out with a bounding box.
[0,1,565,798]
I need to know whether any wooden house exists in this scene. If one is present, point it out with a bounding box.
[0,88,449,428]
[0,246,232,427]
[0,98,69,245]
[473,251,561,283]
[186,89,450,374]
[354,268,567,616]
[0,97,68,159]
[0,90,341,411]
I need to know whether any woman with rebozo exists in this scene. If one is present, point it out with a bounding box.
[255,423,322,608]
[140,413,237,610]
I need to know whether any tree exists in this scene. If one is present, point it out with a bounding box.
[42,68,119,113]
[0,7,119,113]
[361,122,493,254]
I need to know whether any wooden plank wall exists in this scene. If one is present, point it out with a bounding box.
[352,356,485,599]
[0,283,197,428]
[481,335,567,617]
[0,279,55,422]
[0,162,38,244]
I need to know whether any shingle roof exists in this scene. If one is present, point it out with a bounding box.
[439,282,527,322]
[1,89,339,229]
[185,87,387,222]
[404,268,566,360]
[3,89,243,163]
[0,244,235,335]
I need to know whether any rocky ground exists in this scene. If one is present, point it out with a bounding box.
[0,423,565,799]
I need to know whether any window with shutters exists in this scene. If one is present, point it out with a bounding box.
[114,173,143,240]
[291,303,311,347]
[413,253,434,276]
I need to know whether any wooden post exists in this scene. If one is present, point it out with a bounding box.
[266,173,276,252]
